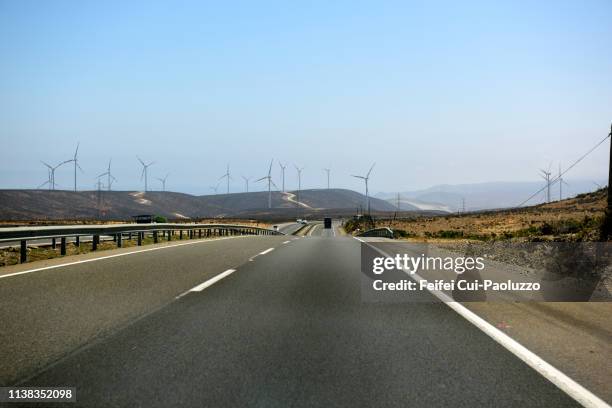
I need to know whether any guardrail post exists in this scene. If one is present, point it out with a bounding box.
[75,236,80,247]
[128,232,132,241]
[179,230,183,240]
[153,231,158,243]
[198,229,202,238]
[117,233,122,248]
[20,240,27,263]
[189,230,193,239]
[137,232,142,246]
[93,235,99,250]
[60,237,66,255]
[168,230,172,241]
[51,237,56,249]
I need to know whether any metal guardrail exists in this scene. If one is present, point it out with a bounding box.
[356,227,395,239]
[0,223,284,264]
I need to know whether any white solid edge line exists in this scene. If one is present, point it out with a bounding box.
[0,236,246,280]
[282,241,291,244]
[259,247,275,255]
[189,269,236,292]
[355,237,610,408]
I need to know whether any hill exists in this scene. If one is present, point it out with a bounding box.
[377,180,606,212]
[0,188,399,221]
[365,188,608,241]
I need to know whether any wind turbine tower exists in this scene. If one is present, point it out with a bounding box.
[219,164,231,194]
[540,167,552,203]
[137,157,155,192]
[324,168,331,189]
[278,162,287,192]
[295,165,304,208]
[41,160,69,190]
[256,159,277,209]
[351,163,375,215]
[68,143,83,191]
[97,159,117,192]
[157,173,169,192]
[242,176,251,193]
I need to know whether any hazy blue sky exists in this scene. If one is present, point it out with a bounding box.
[1,0,611,194]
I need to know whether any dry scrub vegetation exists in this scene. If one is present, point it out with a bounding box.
[348,189,607,242]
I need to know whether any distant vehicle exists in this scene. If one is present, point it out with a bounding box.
[273,225,279,231]
[324,217,332,229]
[296,219,308,225]
[301,219,308,225]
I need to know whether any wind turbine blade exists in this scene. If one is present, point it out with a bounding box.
[140,168,145,180]
[41,161,52,169]
[218,174,227,181]
[255,176,267,182]
[137,156,145,166]
[148,161,155,167]
[74,142,80,159]
[268,159,273,176]
[366,163,376,178]
[351,175,365,179]
[77,162,84,172]
[270,179,279,190]
[97,171,109,178]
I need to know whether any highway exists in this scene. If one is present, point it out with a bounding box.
[0,222,597,407]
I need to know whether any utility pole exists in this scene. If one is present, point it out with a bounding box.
[396,193,401,211]
[602,123,612,239]
[608,123,612,213]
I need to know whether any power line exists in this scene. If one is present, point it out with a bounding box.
[517,132,611,207]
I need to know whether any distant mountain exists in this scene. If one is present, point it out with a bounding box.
[377,179,606,212]
[0,188,399,221]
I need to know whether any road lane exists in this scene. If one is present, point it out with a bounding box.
[0,235,288,385]
[17,236,579,407]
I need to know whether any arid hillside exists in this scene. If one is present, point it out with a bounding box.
[349,189,607,241]
[0,188,398,221]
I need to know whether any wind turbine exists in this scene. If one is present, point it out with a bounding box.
[219,164,231,194]
[137,157,155,192]
[38,168,52,190]
[210,182,221,195]
[97,159,117,192]
[41,160,69,190]
[323,168,331,189]
[351,163,375,215]
[157,173,169,192]
[278,162,287,192]
[294,165,304,208]
[242,176,251,193]
[256,159,277,209]
[540,165,552,203]
[67,143,83,191]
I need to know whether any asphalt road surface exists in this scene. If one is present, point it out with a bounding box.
[0,225,587,407]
